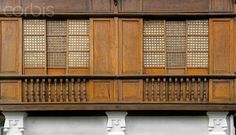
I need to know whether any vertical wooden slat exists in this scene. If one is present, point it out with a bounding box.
[48,78,51,102]
[65,78,69,102]
[23,79,28,102]
[71,78,75,102]
[35,79,40,102]
[42,79,46,102]
[54,78,57,102]
[30,79,34,102]
[59,79,63,102]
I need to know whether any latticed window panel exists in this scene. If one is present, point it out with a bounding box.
[166,21,186,36]
[144,52,165,67]
[144,20,165,68]
[24,52,45,67]
[47,52,66,68]
[144,36,165,52]
[69,52,89,67]
[187,52,208,67]
[47,20,67,36]
[24,36,45,51]
[68,20,89,35]
[187,20,209,68]
[144,20,165,35]
[166,36,186,52]
[47,37,67,52]
[187,20,208,36]
[167,53,186,67]
[68,36,89,51]
[24,20,45,35]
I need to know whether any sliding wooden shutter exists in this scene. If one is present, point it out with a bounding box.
[0,18,22,103]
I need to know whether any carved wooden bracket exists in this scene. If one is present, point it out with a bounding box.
[114,0,118,6]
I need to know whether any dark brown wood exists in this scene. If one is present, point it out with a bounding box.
[210,0,233,12]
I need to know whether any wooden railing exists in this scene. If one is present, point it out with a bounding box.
[0,74,235,104]
[144,78,209,102]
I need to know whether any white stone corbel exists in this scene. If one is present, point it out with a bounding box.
[106,111,128,135]
[207,112,229,135]
[3,112,27,135]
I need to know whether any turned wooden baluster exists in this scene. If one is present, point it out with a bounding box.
[23,79,28,102]
[42,79,46,102]
[54,79,57,102]
[197,78,201,102]
[203,78,208,102]
[157,78,161,101]
[48,79,52,102]
[35,79,40,102]
[82,79,86,102]
[65,79,69,102]
[191,78,196,102]
[168,78,172,101]
[162,78,166,101]
[151,78,155,102]
[144,78,149,101]
[174,78,178,101]
[186,78,190,101]
[180,78,184,101]
[59,79,63,102]
[71,78,75,102]
[77,79,81,102]
[30,79,34,102]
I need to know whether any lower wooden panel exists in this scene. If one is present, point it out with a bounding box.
[118,80,143,102]
[210,79,234,103]
[68,68,89,74]
[0,80,21,103]
[88,80,116,102]
[47,69,66,74]
[24,68,45,75]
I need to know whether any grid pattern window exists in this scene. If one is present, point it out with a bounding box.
[24,19,46,68]
[143,20,165,67]
[187,20,208,68]
[68,20,89,67]
[143,19,209,70]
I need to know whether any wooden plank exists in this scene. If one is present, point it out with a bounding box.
[209,19,234,74]
[90,18,117,74]
[118,18,143,74]
[0,18,22,74]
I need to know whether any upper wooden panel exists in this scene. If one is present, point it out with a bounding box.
[0,0,21,11]
[209,19,234,74]
[90,18,117,74]
[22,0,113,13]
[210,0,233,12]
[0,18,22,74]
[119,19,143,74]
[119,0,210,13]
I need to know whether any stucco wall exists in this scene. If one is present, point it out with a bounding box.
[24,116,208,135]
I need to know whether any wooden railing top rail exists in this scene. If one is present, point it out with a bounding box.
[0,74,235,79]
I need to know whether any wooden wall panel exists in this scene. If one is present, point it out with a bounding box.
[120,0,209,12]
[88,80,116,102]
[0,80,21,103]
[119,19,143,74]
[210,0,233,12]
[0,18,22,74]
[210,80,234,103]
[118,80,143,102]
[210,19,234,74]
[91,0,113,12]
[90,18,117,74]
[0,0,21,11]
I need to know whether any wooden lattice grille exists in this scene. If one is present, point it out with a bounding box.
[143,20,165,67]
[166,21,186,68]
[187,20,208,68]
[144,19,209,70]
[47,20,67,68]
[24,19,46,67]
[68,20,89,67]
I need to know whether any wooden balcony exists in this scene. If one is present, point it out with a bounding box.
[0,74,236,111]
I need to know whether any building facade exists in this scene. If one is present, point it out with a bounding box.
[0,0,236,134]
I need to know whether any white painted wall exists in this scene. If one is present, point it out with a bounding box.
[24,116,209,135]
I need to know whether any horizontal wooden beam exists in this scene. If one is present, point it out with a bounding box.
[1,103,236,111]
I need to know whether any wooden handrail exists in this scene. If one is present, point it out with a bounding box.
[0,74,235,79]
